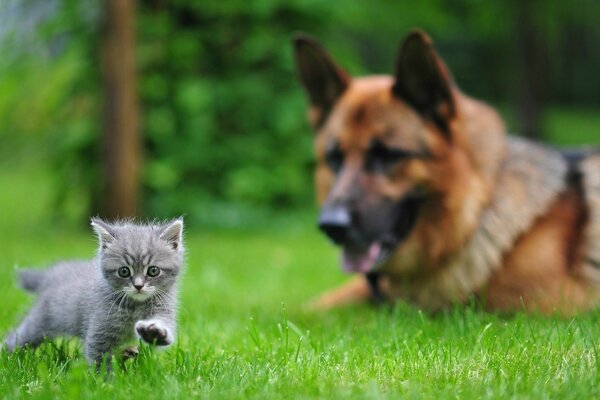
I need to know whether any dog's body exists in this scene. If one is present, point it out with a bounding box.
[293,31,600,314]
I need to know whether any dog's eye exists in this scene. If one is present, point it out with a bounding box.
[366,143,411,172]
[325,148,344,173]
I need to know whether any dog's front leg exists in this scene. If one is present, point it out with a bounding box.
[307,275,386,310]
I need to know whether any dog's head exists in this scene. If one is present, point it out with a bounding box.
[293,31,505,275]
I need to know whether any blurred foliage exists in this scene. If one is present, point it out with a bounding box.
[1,0,600,224]
[137,0,337,218]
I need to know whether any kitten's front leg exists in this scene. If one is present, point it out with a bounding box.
[84,323,120,371]
[135,318,174,346]
[85,341,115,372]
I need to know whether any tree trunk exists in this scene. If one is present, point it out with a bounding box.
[100,0,140,218]
[514,0,543,139]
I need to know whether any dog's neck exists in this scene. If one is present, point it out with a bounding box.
[413,92,509,264]
[388,137,569,310]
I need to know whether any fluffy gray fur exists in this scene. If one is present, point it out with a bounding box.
[4,218,185,367]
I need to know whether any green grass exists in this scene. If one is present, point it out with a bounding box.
[2,107,600,399]
[2,173,600,399]
[4,224,600,399]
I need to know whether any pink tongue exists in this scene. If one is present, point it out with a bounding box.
[342,243,381,273]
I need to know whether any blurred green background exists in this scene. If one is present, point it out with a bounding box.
[2,3,600,396]
[1,0,600,231]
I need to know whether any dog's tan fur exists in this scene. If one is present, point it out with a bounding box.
[294,30,600,314]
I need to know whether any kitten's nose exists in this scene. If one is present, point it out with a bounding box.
[134,283,144,291]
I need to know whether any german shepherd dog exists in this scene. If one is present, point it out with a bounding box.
[293,30,600,315]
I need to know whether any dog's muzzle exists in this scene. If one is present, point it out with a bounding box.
[318,205,352,245]
[317,192,423,274]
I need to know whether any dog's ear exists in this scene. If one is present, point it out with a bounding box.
[293,32,350,128]
[392,30,455,136]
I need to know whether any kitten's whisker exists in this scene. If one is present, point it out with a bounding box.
[118,291,129,310]
[155,288,175,303]
[97,290,120,320]
[153,290,171,309]
[104,290,125,321]
[152,290,171,312]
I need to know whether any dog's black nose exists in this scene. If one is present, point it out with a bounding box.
[318,206,351,244]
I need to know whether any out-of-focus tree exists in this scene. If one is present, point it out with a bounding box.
[1,0,600,226]
[136,0,339,222]
[101,0,140,218]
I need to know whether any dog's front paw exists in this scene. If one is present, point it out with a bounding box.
[135,320,172,346]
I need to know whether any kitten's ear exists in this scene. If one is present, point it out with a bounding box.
[91,218,115,249]
[160,218,183,251]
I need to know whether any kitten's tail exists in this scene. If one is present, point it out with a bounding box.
[18,269,47,293]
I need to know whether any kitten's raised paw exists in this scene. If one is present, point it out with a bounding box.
[135,320,172,346]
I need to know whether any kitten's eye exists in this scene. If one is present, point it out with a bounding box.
[147,266,160,277]
[117,266,131,278]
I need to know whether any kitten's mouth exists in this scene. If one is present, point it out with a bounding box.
[127,290,153,302]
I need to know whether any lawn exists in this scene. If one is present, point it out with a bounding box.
[3,113,600,398]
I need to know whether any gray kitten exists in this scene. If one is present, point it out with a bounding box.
[4,218,184,368]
